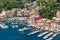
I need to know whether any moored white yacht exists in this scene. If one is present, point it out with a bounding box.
[18,27,30,32]
[0,23,8,29]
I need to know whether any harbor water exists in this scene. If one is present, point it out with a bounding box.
[0,21,60,40]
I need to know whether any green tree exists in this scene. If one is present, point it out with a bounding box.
[38,0,60,19]
[0,0,25,10]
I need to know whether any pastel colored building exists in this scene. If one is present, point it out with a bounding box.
[0,10,6,20]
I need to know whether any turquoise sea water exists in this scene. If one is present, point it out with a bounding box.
[0,22,60,40]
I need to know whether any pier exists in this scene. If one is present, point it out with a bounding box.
[46,34,57,40]
[27,30,40,36]
[37,31,49,37]
[43,32,53,39]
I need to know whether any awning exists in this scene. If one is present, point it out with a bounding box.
[35,16,42,20]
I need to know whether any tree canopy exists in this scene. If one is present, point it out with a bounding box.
[37,0,60,19]
[0,0,25,10]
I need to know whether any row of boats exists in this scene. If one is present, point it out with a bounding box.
[0,23,19,29]
[0,21,58,40]
[18,27,58,40]
[0,21,19,28]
